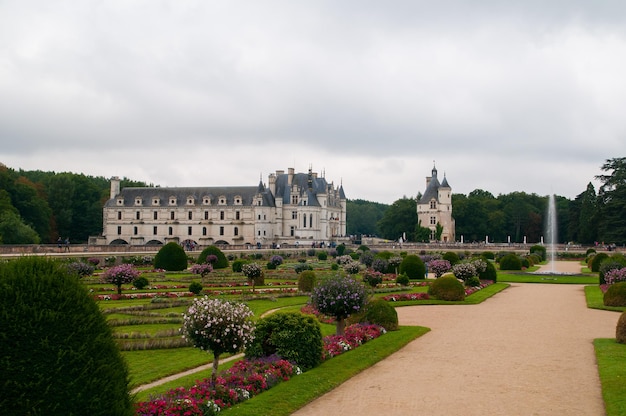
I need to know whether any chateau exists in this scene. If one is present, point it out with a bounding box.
[92,167,347,247]
[417,165,455,242]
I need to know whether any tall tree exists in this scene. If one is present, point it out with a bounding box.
[575,183,598,244]
[596,157,626,244]
[377,197,417,241]
[346,199,388,237]
[13,177,52,242]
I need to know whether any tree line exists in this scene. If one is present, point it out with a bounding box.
[347,157,626,246]
[1,158,625,245]
[0,164,146,244]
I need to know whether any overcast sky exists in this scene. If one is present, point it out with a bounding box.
[2,1,625,204]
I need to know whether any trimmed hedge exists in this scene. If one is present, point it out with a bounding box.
[399,255,426,280]
[499,253,522,271]
[0,257,133,415]
[198,245,229,269]
[245,311,323,371]
[617,312,626,344]
[298,270,317,293]
[154,242,188,271]
[364,299,398,331]
[604,282,626,307]
[428,275,465,301]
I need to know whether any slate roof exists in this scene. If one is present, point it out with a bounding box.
[105,170,342,208]
[104,186,267,207]
[418,166,450,203]
[274,172,335,207]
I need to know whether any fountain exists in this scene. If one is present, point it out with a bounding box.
[546,193,558,274]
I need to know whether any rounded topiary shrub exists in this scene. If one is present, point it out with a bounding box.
[499,253,522,271]
[442,251,460,265]
[189,281,203,295]
[294,262,313,274]
[298,270,317,293]
[428,275,465,301]
[591,252,609,273]
[481,251,495,260]
[232,259,246,273]
[617,311,626,344]
[399,255,426,280]
[317,251,328,261]
[396,273,410,286]
[154,242,188,271]
[133,276,149,289]
[364,299,398,331]
[530,244,546,262]
[198,245,229,269]
[604,282,626,307]
[0,257,132,415]
[245,311,323,371]
[478,259,498,283]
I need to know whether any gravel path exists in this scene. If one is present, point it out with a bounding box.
[293,261,620,416]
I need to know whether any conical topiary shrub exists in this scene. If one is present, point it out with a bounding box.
[0,257,133,415]
[154,241,188,271]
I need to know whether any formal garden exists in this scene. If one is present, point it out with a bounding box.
[1,243,625,415]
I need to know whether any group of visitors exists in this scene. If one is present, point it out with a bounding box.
[56,237,70,252]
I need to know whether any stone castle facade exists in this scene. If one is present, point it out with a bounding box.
[92,167,347,247]
[417,165,455,242]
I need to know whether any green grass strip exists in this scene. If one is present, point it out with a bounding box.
[499,273,598,284]
[594,339,626,416]
[380,282,509,306]
[223,326,429,416]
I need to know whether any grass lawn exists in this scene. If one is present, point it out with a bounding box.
[595,339,626,416]
[124,347,215,388]
[499,272,598,284]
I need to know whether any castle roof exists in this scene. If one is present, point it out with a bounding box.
[105,168,344,208]
[418,165,451,203]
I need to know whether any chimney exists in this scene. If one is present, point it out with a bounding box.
[288,167,294,185]
[268,173,276,195]
[110,176,121,199]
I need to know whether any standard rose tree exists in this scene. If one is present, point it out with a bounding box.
[311,275,368,335]
[181,297,255,382]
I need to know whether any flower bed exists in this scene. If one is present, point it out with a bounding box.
[464,280,493,296]
[135,323,386,415]
[381,280,494,302]
[322,323,386,359]
[382,292,430,302]
[135,356,299,415]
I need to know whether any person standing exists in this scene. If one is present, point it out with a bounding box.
[64,238,70,252]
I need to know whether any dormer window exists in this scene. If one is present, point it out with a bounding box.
[186,196,195,205]
[234,196,242,205]
[135,197,143,206]
[116,198,124,206]
[202,196,211,205]
[152,197,160,206]
[430,200,437,209]
[218,196,227,205]
[169,196,177,206]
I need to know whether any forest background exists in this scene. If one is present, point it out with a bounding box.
[1,158,625,246]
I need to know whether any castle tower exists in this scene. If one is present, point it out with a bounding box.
[417,164,455,242]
